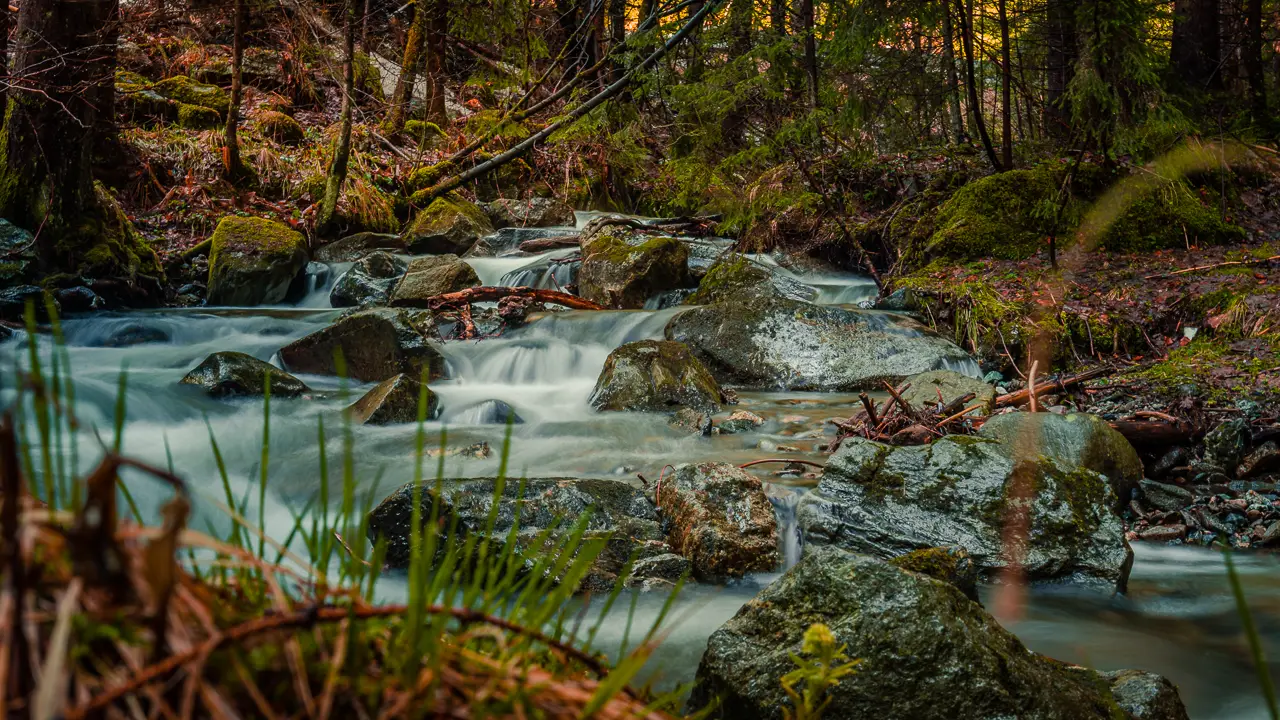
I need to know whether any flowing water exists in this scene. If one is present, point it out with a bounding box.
[1,214,1276,718]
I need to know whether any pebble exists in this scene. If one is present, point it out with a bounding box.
[1139,525,1187,542]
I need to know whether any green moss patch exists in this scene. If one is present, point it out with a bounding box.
[1099,180,1246,252]
[176,103,221,130]
[255,110,305,144]
[926,166,1064,261]
[151,76,230,115]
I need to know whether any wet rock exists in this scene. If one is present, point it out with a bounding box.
[687,546,1186,720]
[1238,441,1280,479]
[669,407,713,436]
[53,286,104,313]
[685,254,816,305]
[891,424,934,446]
[666,294,974,392]
[98,323,170,347]
[979,412,1144,512]
[1259,520,1280,546]
[367,476,676,592]
[900,369,996,413]
[1100,669,1191,720]
[206,216,309,306]
[628,553,691,587]
[0,325,12,343]
[1139,479,1193,513]
[402,193,494,256]
[1137,524,1186,543]
[1151,447,1188,480]
[389,255,480,305]
[314,232,406,262]
[1204,418,1250,472]
[797,435,1132,591]
[428,442,493,460]
[480,197,575,229]
[657,462,778,581]
[578,226,692,309]
[460,399,523,424]
[872,286,923,312]
[0,219,35,284]
[590,340,725,413]
[278,308,444,383]
[346,373,436,425]
[329,252,405,308]
[888,546,979,600]
[180,352,308,398]
[0,286,56,321]
[717,410,765,435]
[465,226,578,257]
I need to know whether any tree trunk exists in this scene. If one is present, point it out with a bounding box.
[1245,0,1266,122]
[424,0,448,122]
[687,0,706,81]
[799,0,817,107]
[361,0,371,51]
[941,0,967,144]
[223,0,247,182]
[998,0,1013,168]
[387,0,428,132]
[771,0,787,36]
[319,0,360,233]
[956,0,1002,170]
[1171,0,1221,90]
[608,0,626,82]
[1044,0,1075,140]
[723,0,753,145]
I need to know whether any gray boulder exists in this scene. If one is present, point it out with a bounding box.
[389,255,480,306]
[590,340,726,413]
[314,232,405,262]
[180,352,308,398]
[658,462,779,581]
[979,412,1144,512]
[796,435,1132,591]
[901,369,996,414]
[666,295,975,392]
[346,373,437,425]
[0,286,56,321]
[329,251,406,307]
[402,194,494,255]
[0,219,35,284]
[206,216,309,306]
[278,308,444,383]
[578,225,691,309]
[481,197,575,229]
[1101,670,1191,720]
[687,545,1188,720]
[367,477,682,592]
[685,254,816,305]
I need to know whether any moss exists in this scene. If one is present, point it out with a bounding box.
[255,110,305,144]
[407,192,491,236]
[207,215,306,280]
[406,161,456,195]
[1099,180,1246,252]
[353,52,385,102]
[115,70,150,90]
[293,173,327,200]
[404,120,444,148]
[926,166,1065,261]
[463,109,530,146]
[58,184,164,281]
[176,103,221,129]
[685,254,766,304]
[151,76,230,115]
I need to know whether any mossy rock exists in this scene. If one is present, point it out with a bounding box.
[255,110,305,144]
[180,351,309,398]
[206,216,308,306]
[401,193,493,255]
[589,340,726,413]
[889,546,979,600]
[1098,180,1246,252]
[578,228,692,309]
[926,167,1063,261]
[354,52,386,102]
[62,184,164,282]
[406,161,456,195]
[685,253,815,305]
[176,103,221,129]
[151,75,230,115]
[403,120,445,148]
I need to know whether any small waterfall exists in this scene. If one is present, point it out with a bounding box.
[768,488,805,570]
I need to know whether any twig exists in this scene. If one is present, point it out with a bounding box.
[1027,361,1040,413]
[738,459,825,470]
[858,392,878,427]
[1144,254,1280,280]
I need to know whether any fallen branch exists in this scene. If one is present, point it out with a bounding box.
[408,286,606,312]
[995,366,1112,408]
[739,459,825,470]
[1108,420,1200,447]
[518,235,581,253]
[1145,255,1280,280]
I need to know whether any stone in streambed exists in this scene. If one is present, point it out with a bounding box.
[480,197,574,229]
[389,255,480,305]
[684,253,815,305]
[717,410,765,434]
[1238,440,1280,479]
[796,435,1132,591]
[686,545,1189,720]
[1204,418,1250,472]
[590,340,726,413]
[329,251,406,307]
[314,232,405,262]
[180,351,308,398]
[402,193,494,256]
[888,545,979,600]
[1101,670,1191,720]
[206,216,309,306]
[346,373,436,425]
[1139,479,1193,513]
[577,225,692,309]
[367,476,678,592]
[900,369,996,414]
[278,308,443,383]
[657,462,778,581]
[978,411,1144,513]
[666,294,974,392]
[0,286,57,321]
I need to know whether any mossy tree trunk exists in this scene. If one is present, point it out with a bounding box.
[0,0,117,265]
[319,0,359,234]
[387,0,428,132]
[223,0,247,183]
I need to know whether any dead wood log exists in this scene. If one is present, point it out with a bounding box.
[405,286,606,312]
[995,366,1112,408]
[1108,420,1200,447]
[518,235,582,253]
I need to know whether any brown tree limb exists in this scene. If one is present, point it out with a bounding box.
[1144,255,1280,280]
[408,286,606,312]
[995,366,1112,408]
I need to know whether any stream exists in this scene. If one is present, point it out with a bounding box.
[1,214,1278,719]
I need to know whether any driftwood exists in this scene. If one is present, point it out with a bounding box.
[1108,419,1201,447]
[518,235,581,253]
[410,286,606,312]
[995,366,1112,408]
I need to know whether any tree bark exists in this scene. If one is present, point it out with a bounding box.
[1171,0,1221,90]
[223,0,247,182]
[941,0,966,144]
[998,0,1013,168]
[956,0,1002,170]
[799,0,817,107]
[424,0,448,122]
[1044,0,1075,140]
[1245,0,1266,122]
[319,0,360,233]
[387,0,428,132]
[608,0,626,82]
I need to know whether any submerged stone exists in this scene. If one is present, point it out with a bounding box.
[180,351,308,398]
[658,462,779,581]
[278,308,444,383]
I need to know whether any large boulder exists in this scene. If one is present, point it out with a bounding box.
[901,369,997,414]
[0,286,56,321]
[180,351,308,398]
[796,435,1132,591]
[666,295,975,392]
[481,197,575,229]
[0,219,36,285]
[346,373,437,425]
[685,254,816,305]
[657,463,779,581]
[590,340,726,413]
[367,477,687,592]
[278,308,444,383]
[389,255,480,306]
[402,194,494,255]
[979,412,1144,512]
[577,226,691,309]
[329,251,406,308]
[687,546,1188,720]
[314,232,406,262]
[206,216,309,306]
